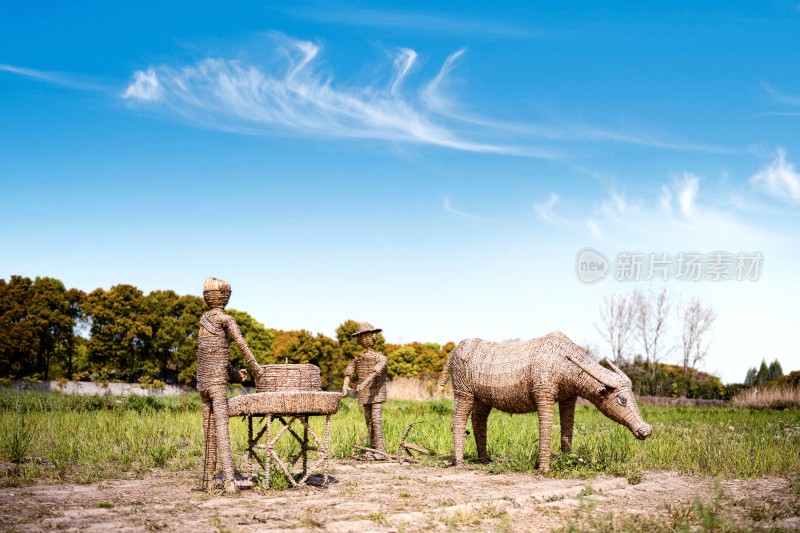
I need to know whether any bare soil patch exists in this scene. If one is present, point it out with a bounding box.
[1,462,797,532]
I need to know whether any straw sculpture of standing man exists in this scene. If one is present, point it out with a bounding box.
[197,277,263,493]
[342,322,388,455]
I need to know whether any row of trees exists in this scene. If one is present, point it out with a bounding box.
[3,276,790,399]
[0,276,454,389]
[595,287,717,378]
[744,359,784,386]
[594,287,790,399]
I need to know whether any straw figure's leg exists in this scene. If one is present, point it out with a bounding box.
[201,391,217,490]
[208,385,237,493]
[363,403,373,445]
[559,397,577,453]
[534,392,555,473]
[452,391,474,466]
[369,402,385,453]
[471,400,492,464]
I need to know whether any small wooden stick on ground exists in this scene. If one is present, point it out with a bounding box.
[351,445,418,463]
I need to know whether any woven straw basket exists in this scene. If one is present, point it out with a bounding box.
[257,364,321,393]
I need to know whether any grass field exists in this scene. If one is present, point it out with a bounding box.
[2,388,799,488]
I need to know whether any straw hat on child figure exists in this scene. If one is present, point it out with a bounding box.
[197,277,263,493]
[342,322,388,456]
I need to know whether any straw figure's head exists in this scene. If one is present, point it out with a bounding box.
[351,322,382,350]
[592,360,653,440]
[203,277,232,309]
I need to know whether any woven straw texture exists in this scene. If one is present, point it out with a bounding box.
[256,364,321,392]
[438,331,652,472]
[344,350,388,404]
[228,391,342,416]
[342,327,388,453]
[196,277,263,492]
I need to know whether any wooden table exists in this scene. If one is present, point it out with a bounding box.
[228,391,341,488]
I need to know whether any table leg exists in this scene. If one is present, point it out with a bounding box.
[247,416,253,481]
[302,417,308,478]
[323,414,332,487]
[265,414,272,487]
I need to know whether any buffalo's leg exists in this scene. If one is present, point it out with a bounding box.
[559,397,576,453]
[452,392,474,466]
[535,393,555,472]
[471,401,492,464]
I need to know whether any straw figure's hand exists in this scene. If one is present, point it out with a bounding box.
[239,369,248,382]
[357,373,375,392]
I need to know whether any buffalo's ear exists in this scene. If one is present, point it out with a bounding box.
[596,385,614,397]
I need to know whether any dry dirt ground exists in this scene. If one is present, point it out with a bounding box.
[1,462,798,532]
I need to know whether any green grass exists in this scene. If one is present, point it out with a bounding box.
[1,389,799,487]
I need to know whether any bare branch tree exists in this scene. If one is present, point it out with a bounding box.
[633,286,673,370]
[681,297,717,377]
[595,293,636,365]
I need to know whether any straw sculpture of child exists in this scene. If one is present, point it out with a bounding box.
[197,277,263,493]
[342,322,388,456]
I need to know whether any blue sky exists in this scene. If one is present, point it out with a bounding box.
[1,1,799,383]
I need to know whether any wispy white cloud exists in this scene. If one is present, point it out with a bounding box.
[420,48,466,114]
[586,219,603,239]
[119,33,732,157]
[277,7,538,39]
[678,173,699,216]
[122,35,546,157]
[122,69,161,101]
[659,185,672,213]
[443,196,483,220]
[762,82,800,107]
[0,63,104,91]
[534,192,561,222]
[758,111,800,117]
[749,147,800,205]
[390,48,417,96]
[586,175,781,246]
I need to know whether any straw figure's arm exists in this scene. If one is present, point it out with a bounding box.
[357,353,387,392]
[342,359,356,396]
[221,314,262,380]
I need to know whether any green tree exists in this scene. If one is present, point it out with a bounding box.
[0,276,38,378]
[0,276,82,381]
[767,359,783,382]
[755,359,769,385]
[61,288,86,380]
[387,346,420,378]
[226,309,274,378]
[84,285,151,381]
[744,367,757,386]
[171,295,207,385]
[272,329,340,389]
[29,277,81,380]
[141,291,207,385]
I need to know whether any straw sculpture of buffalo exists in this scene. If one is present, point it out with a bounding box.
[438,331,653,472]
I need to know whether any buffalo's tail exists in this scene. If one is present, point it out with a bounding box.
[436,345,457,395]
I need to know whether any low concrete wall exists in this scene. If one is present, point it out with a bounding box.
[11,380,189,397]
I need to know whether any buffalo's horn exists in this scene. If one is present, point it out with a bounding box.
[566,353,618,389]
[602,359,631,383]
